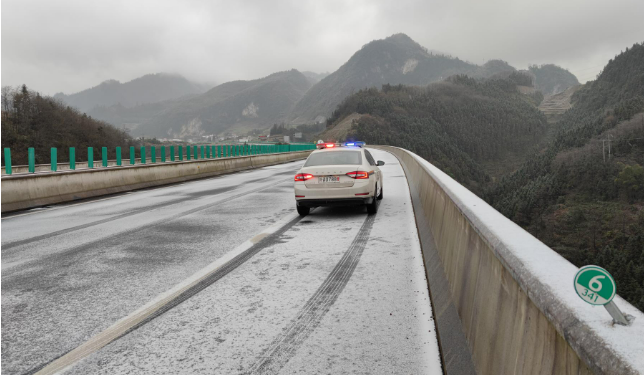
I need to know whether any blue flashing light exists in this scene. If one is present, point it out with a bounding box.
[346,142,355,146]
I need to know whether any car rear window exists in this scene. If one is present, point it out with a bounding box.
[304,151,362,166]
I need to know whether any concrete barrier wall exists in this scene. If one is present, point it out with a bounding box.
[375,146,644,375]
[1,151,311,213]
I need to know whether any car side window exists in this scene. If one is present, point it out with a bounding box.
[364,150,376,166]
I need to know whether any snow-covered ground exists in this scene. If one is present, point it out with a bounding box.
[1,148,442,374]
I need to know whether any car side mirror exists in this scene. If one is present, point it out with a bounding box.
[377,160,385,166]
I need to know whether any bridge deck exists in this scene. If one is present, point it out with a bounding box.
[1,148,442,375]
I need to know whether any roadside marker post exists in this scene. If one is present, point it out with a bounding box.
[206,146,210,159]
[186,146,191,160]
[170,146,175,161]
[194,146,198,160]
[4,148,12,175]
[151,146,156,163]
[88,147,94,168]
[130,146,135,165]
[161,146,166,162]
[116,147,121,166]
[574,265,629,325]
[201,145,204,159]
[28,148,35,173]
[51,148,57,171]
[179,146,183,161]
[141,147,146,164]
[70,147,76,170]
[102,147,108,167]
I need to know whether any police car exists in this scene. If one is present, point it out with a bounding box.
[294,142,384,215]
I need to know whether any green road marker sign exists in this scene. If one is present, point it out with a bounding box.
[574,265,629,325]
[574,265,616,305]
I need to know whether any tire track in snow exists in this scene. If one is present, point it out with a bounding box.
[246,213,376,375]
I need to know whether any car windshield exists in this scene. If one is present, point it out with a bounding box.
[304,151,362,166]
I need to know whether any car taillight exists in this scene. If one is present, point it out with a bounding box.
[346,171,369,179]
[294,173,314,181]
[325,143,335,148]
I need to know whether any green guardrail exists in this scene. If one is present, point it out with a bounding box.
[1,143,316,175]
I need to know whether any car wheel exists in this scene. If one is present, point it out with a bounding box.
[297,204,310,216]
[367,186,379,215]
[377,185,383,200]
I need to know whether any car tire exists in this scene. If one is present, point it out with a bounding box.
[367,186,379,215]
[297,204,310,216]
[377,185,383,200]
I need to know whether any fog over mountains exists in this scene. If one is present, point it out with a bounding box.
[54,34,580,137]
[54,73,212,113]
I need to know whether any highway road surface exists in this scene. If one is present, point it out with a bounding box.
[1,148,442,374]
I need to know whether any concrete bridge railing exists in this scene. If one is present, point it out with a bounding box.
[376,146,644,375]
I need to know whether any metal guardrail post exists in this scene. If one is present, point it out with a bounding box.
[4,148,12,175]
[102,147,108,167]
[201,145,204,159]
[70,147,76,170]
[161,146,166,162]
[170,146,175,161]
[51,148,57,171]
[194,145,198,160]
[186,146,191,160]
[206,145,210,158]
[116,147,121,166]
[88,147,94,168]
[151,146,156,163]
[28,148,35,173]
[130,146,135,165]
[141,146,146,164]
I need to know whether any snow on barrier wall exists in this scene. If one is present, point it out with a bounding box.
[376,146,644,375]
[0,151,312,213]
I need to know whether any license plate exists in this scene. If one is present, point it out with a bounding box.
[319,176,340,183]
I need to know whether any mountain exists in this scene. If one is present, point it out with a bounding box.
[528,64,580,95]
[326,73,549,191]
[302,71,330,85]
[120,69,312,138]
[287,34,481,124]
[471,59,516,78]
[54,73,212,113]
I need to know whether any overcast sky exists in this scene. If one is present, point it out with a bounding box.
[2,0,643,95]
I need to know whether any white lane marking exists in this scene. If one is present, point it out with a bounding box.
[33,212,301,375]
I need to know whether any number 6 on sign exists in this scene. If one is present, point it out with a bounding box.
[589,275,605,292]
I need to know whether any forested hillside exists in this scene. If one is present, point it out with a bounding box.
[328,72,549,193]
[487,44,644,309]
[2,85,133,165]
[528,64,580,95]
[54,73,211,113]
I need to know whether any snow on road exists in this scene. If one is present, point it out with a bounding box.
[1,149,441,374]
